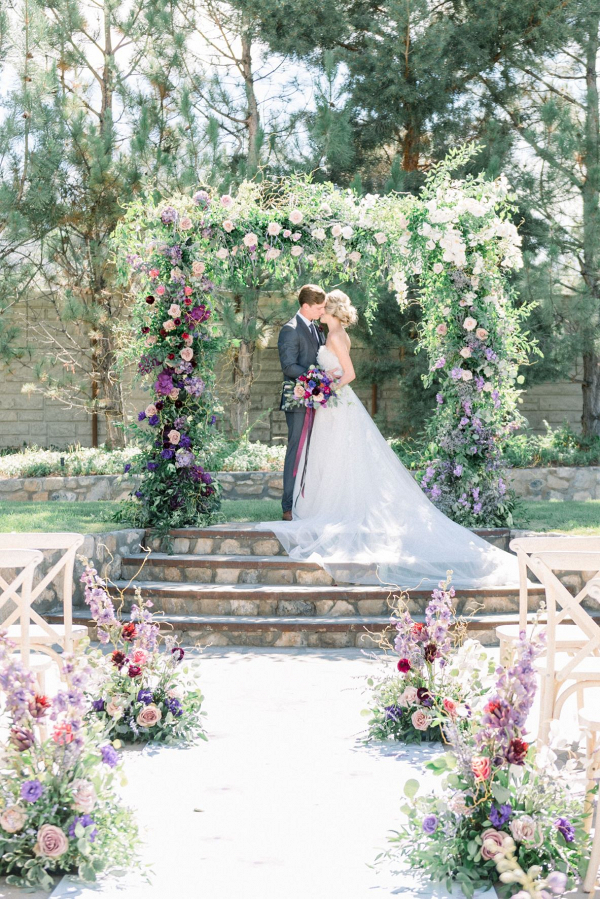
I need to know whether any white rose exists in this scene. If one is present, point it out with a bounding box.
[215,247,229,260]
[311,228,326,241]
[463,317,477,331]
[348,251,361,262]
[374,232,387,244]
[290,246,303,257]
[267,222,281,236]
[222,220,234,233]
[243,232,258,247]
[433,262,444,274]
[459,347,472,358]
[341,225,353,240]
[289,209,303,225]
[403,686,418,704]
[331,224,342,237]
[265,247,281,261]
[462,369,473,381]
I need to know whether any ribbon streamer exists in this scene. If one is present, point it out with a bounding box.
[293,407,315,500]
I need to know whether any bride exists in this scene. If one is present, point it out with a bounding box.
[268,289,519,590]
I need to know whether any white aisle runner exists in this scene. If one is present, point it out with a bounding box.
[49,647,497,899]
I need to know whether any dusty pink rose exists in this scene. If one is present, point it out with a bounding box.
[463,316,477,331]
[145,404,157,417]
[436,323,447,336]
[291,231,302,241]
[163,319,175,332]
[146,335,158,347]
[137,704,162,728]
[471,755,492,782]
[71,779,96,814]
[179,216,193,230]
[509,815,542,845]
[216,247,229,260]
[180,347,194,362]
[293,384,305,398]
[0,806,26,833]
[331,224,342,237]
[481,828,507,860]
[291,246,303,257]
[168,388,180,401]
[183,335,193,346]
[156,285,166,295]
[443,698,458,719]
[168,304,181,318]
[36,824,69,858]
[348,251,361,263]
[168,429,181,445]
[168,685,184,700]
[131,649,147,666]
[243,232,258,247]
[374,231,387,244]
[476,327,488,340]
[459,346,472,358]
[149,268,160,279]
[289,209,303,225]
[402,686,418,705]
[222,220,235,233]
[267,222,282,236]
[231,246,238,256]
[411,709,431,731]
[433,262,444,274]
[184,286,193,296]
[192,261,205,276]
[106,699,124,719]
[283,229,292,238]
[265,247,281,261]
[462,369,474,381]
[220,194,233,207]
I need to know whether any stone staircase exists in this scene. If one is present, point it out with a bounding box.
[70,523,544,648]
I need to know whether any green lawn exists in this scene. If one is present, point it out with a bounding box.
[0,498,598,534]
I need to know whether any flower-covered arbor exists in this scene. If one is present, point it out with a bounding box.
[114,148,531,532]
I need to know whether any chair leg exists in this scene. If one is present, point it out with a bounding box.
[583,816,600,892]
[36,669,46,694]
[585,733,598,833]
[537,675,557,745]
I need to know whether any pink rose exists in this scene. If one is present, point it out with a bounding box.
[183,335,193,346]
[168,388,180,401]
[216,248,229,260]
[145,404,157,417]
[289,209,303,225]
[436,323,447,336]
[291,232,302,241]
[184,286,193,296]
[223,220,234,233]
[168,429,181,445]
[463,316,477,331]
[476,328,488,340]
[168,685,184,699]
[149,268,160,278]
[0,806,26,833]
[402,686,418,705]
[331,224,342,237]
[471,756,492,782]
[265,247,281,261]
[243,232,258,248]
[220,194,233,207]
[411,709,431,731]
[156,285,166,295]
[168,304,181,318]
[267,222,282,236]
[180,347,194,362]
[510,815,542,845]
[481,828,507,860]
[131,649,147,666]
[293,384,305,398]
[146,335,158,346]
[459,347,472,358]
[231,246,238,256]
[462,369,473,381]
[137,704,162,728]
[283,229,291,238]
[71,779,96,814]
[348,251,361,262]
[179,216,193,230]
[374,232,387,244]
[36,824,69,858]
[291,246,303,257]
[106,699,124,719]
[443,698,458,719]
[192,261,205,276]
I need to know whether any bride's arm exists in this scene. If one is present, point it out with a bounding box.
[329,334,355,388]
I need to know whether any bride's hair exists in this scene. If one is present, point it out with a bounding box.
[325,290,358,327]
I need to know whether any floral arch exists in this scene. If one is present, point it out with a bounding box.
[114,148,531,534]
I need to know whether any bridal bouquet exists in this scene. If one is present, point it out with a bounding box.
[81,563,206,744]
[282,365,338,410]
[365,578,494,743]
[387,632,590,898]
[0,634,139,890]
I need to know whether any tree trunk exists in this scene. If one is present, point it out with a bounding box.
[241,31,260,177]
[581,11,600,435]
[230,337,256,435]
[100,363,125,448]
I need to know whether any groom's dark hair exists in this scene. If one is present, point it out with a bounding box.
[298,284,326,306]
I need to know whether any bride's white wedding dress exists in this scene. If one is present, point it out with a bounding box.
[268,344,520,589]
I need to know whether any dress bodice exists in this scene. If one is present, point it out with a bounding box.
[318,345,343,376]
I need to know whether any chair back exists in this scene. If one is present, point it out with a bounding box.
[0,548,44,666]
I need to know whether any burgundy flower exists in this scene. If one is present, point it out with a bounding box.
[128,665,142,678]
[424,643,438,663]
[506,738,529,765]
[171,647,185,663]
[397,658,411,673]
[10,726,35,751]
[28,694,51,719]
[122,622,137,642]
[111,650,126,668]
[146,296,155,305]
[416,687,434,708]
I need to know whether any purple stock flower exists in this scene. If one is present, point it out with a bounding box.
[422,815,438,834]
[450,367,463,380]
[92,698,105,712]
[137,688,154,705]
[160,206,178,225]
[489,803,512,828]
[161,448,175,460]
[436,393,444,404]
[69,815,98,842]
[21,780,43,803]
[100,744,119,768]
[155,371,175,396]
[554,817,575,842]
[430,485,441,500]
[453,465,463,477]
[137,411,146,422]
[147,462,158,472]
[175,449,195,468]
[165,697,183,717]
[384,705,403,723]
[184,377,205,397]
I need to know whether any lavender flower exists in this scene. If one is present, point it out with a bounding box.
[154,371,175,396]
[554,817,575,842]
[100,744,119,768]
[165,697,183,717]
[69,815,98,842]
[21,780,43,802]
[160,206,178,225]
[184,377,205,397]
[175,449,195,468]
[489,803,512,827]
[422,815,438,834]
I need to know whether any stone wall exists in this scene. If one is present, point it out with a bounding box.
[0,292,584,448]
[2,466,599,503]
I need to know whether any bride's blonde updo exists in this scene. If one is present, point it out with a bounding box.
[325,290,358,327]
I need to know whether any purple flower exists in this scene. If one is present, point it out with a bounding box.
[193,190,209,206]
[175,449,195,469]
[189,305,210,323]
[450,367,463,380]
[179,434,192,449]
[430,485,441,500]
[546,872,567,894]
[453,464,463,477]
[160,206,178,225]
[169,245,182,264]
[148,414,160,427]
[184,377,205,397]
[165,697,183,717]
[554,817,575,842]
[69,815,98,843]
[137,688,154,705]
[134,489,144,499]
[155,371,175,396]
[147,462,158,472]
[433,357,445,370]
[92,698,105,712]
[137,411,146,422]
[422,814,438,834]
[171,647,185,663]
[489,803,512,827]
[100,744,119,768]
[473,502,482,514]
[436,393,444,404]
[210,415,217,425]
[161,448,175,460]
[201,471,212,485]
[384,705,403,723]
[21,780,43,803]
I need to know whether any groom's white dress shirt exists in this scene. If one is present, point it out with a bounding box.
[297,311,319,343]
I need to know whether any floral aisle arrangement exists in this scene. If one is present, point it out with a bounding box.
[82,564,206,744]
[365,579,495,743]
[0,633,139,890]
[115,145,531,528]
[388,632,590,898]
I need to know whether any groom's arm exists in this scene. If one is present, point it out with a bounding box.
[278,326,306,379]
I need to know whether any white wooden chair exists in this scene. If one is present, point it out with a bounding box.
[521,545,600,744]
[578,703,600,892]
[496,536,599,664]
[0,548,53,689]
[0,533,88,662]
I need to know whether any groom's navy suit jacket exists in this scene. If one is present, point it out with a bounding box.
[278,314,324,410]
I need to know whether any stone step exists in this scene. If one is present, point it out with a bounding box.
[122,553,335,586]
[145,525,513,557]
[110,579,545,618]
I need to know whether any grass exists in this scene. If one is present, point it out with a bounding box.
[0,498,598,535]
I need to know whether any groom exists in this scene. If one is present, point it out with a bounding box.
[278,284,327,520]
